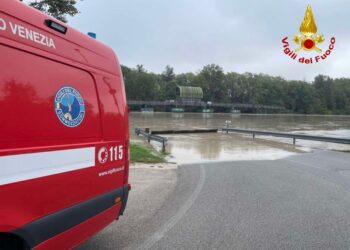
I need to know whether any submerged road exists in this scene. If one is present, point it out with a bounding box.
[80,151,350,250]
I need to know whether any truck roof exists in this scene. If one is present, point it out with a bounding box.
[0,0,121,76]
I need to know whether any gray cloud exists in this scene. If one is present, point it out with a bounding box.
[68,0,350,81]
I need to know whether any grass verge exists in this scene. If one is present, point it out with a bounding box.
[130,144,166,163]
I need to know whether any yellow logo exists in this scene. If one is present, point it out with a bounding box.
[282,5,335,64]
[293,5,324,53]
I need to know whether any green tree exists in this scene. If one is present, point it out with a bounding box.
[313,75,335,113]
[199,64,226,102]
[333,78,350,114]
[136,64,146,73]
[286,81,314,113]
[224,72,241,103]
[121,65,159,101]
[163,81,177,100]
[26,0,80,23]
[158,66,176,100]
[175,73,197,87]
[162,65,175,82]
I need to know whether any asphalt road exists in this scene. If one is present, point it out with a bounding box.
[79,150,350,250]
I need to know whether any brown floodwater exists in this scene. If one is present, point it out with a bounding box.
[130,112,350,164]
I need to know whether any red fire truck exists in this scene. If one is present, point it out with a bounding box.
[0,1,130,249]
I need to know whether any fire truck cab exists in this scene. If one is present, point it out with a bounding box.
[0,1,129,249]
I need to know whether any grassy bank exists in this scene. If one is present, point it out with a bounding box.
[130,144,166,163]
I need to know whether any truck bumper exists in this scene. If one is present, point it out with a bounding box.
[12,184,130,249]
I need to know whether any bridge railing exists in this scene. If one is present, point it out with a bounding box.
[127,100,284,110]
[222,127,350,145]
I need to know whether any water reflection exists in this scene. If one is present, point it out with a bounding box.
[171,113,184,119]
[131,112,350,164]
[159,133,300,164]
[201,113,213,119]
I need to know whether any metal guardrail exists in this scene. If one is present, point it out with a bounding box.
[151,129,218,135]
[135,128,168,151]
[222,127,350,145]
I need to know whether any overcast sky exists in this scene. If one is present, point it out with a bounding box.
[68,0,350,81]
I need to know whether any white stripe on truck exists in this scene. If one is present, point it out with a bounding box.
[0,147,95,185]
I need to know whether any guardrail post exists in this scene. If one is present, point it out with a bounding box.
[162,139,166,152]
[225,121,231,134]
[253,133,255,139]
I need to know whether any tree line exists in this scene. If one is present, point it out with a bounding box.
[122,64,350,115]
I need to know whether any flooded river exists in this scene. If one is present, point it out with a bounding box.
[130,113,350,164]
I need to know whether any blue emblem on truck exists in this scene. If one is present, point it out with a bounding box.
[54,86,85,127]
